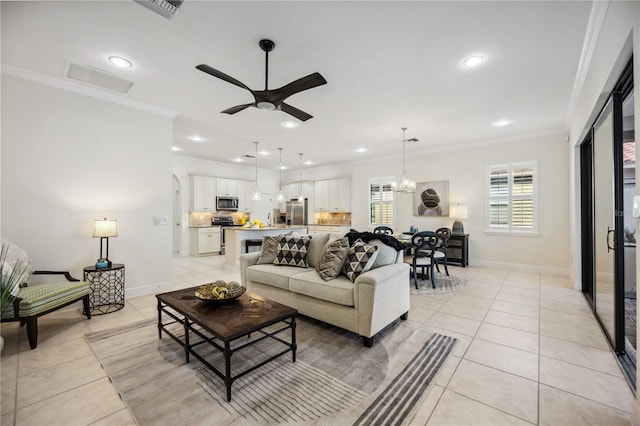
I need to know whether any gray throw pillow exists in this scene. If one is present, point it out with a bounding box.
[316,237,350,281]
[307,233,330,268]
[273,235,312,268]
[369,239,399,269]
[256,235,282,264]
[342,239,379,282]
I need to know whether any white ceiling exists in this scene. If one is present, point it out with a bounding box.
[1,1,592,171]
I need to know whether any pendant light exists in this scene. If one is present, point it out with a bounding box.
[252,141,261,201]
[276,147,285,202]
[297,153,304,202]
[392,127,417,193]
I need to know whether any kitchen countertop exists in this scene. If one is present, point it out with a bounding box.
[189,225,220,228]
[226,226,303,231]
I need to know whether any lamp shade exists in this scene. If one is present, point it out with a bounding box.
[93,219,118,238]
[449,204,468,220]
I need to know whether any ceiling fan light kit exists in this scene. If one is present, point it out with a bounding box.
[196,39,327,121]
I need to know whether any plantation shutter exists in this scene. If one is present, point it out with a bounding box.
[486,162,537,233]
[369,178,395,226]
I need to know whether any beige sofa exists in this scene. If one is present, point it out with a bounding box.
[240,234,410,347]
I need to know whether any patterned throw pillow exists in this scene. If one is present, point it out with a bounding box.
[256,235,282,265]
[316,237,350,281]
[273,236,312,268]
[342,239,379,282]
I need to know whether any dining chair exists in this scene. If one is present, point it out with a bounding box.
[433,227,451,276]
[373,226,394,235]
[403,231,439,289]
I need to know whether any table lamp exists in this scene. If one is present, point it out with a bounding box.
[449,204,468,235]
[93,218,117,268]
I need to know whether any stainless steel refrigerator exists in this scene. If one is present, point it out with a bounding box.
[286,199,308,226]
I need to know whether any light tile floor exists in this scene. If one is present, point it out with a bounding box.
[0,256,635,425]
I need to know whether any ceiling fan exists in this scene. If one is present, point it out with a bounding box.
[196,39,327,122]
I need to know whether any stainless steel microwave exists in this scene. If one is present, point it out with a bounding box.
[216,196,238,211]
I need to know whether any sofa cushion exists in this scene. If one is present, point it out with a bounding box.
[289,270,355,306]
[316,237,350,281]
[246,264,304,290]
[273,235,312,268]
[343,239,379,282]
[369,239,399,269]
[256,235,282,265]
[307,233,330,268]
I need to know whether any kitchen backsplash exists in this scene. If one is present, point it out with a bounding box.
[314,212,351,225]
[189,212,213,226]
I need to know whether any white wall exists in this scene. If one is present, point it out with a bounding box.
[302,133,570,273]
[1,75,173,290]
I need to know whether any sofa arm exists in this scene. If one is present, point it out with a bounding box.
[354,262,410,338]
[240,252,261,287]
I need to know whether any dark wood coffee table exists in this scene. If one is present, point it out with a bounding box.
[156,287,297,401]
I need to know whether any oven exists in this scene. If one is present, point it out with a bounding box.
[213,216,241,254]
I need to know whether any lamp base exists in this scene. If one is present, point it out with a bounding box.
[452,220,465,235]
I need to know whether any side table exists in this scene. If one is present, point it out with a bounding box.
[83,263,125,315]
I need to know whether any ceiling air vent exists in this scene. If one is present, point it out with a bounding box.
[65,63,134,94]
[134,0,183,19]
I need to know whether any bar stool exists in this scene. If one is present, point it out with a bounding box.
[245,239,262,253]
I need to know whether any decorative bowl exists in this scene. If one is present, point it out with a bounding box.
[195,281,245,304]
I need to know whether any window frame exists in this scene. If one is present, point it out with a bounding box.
[368,176,396,228]
[485,161,539,235]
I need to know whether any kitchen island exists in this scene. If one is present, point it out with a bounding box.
[224,226,307,265]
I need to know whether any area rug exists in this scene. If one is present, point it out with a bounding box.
[410,272,468,294]
[86,316,456,425]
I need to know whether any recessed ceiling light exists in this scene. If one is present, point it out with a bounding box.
[278,165,288,170]
[304,161,314,166]
[281,120,299,129]
[492,119,512,127]
[355,148,368,153]
[462,55,484,68]
[188,135,205,142]
[258,150,270,156]
[234,158,245,162]
[108,56,132,68]
[171,146,182,151]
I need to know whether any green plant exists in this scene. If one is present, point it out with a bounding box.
[0,243,29,318]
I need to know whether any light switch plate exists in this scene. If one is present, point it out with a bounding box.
[633,196,640,218]
[153,216,169,225]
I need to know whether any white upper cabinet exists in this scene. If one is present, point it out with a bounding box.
[237,180,254,212]
[313,178,351,212]
[191,175,216,211]
[217,178,238,196]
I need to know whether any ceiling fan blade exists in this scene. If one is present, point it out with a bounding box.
[272,72,327,102]
[221,103,253,114]
[196,64,251,91]
[279,103,313,122]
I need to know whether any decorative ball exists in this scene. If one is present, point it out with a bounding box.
[421,188,440,208]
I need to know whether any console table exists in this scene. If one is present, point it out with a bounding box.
[83,263,125,314]
[447,234,469,267]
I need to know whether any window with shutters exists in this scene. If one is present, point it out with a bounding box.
[369,177,395,227]
[486,161,538,234]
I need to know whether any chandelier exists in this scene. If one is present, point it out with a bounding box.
[392,127,417,193]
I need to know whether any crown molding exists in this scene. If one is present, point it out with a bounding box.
[564,0,610,127]
[1,62,177,118]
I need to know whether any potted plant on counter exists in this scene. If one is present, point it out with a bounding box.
[1,242,30,351]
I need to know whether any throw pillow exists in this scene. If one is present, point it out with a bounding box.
[256,235,282,265]
[273,235,312,268]
[306,233,330,268]
[316,237,350,281]
[342,239,379,282]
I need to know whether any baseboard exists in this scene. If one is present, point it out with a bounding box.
[125,280,177,299]
[470,259,570,277]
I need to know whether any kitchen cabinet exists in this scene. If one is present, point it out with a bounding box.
[279,182,313,212]
[237,180,254,213]
[313,178,351,212]
[191,175,216,212]
[217,179,238,196]
[189,227,221,256]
